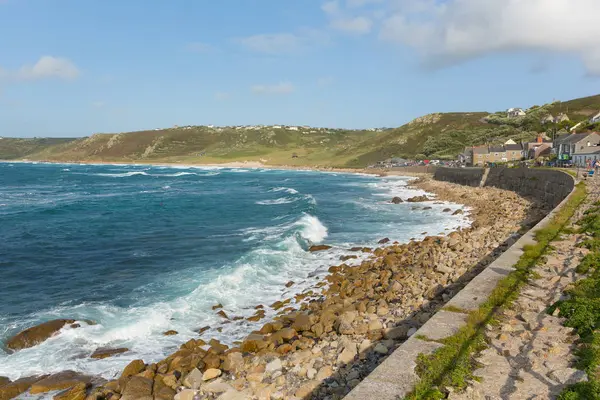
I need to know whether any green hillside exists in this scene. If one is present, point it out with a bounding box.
[0,138,78,160]
[2,94,599,167]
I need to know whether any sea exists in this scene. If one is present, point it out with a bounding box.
[0,162,470,381]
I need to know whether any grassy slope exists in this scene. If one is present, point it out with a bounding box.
[2,94,599,167]
[0,138,78,160]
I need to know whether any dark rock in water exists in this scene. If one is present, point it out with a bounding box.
[407,195,429,203]
[0,377,9,387]
[211,304,223,310]
[378,238,390,244]
[6,319,76,351]
[453,209,464,215]
[29,371,93,394]
[217,310,229,319]
[340,255,358,261]
[443,208,452,212]
[90,347,129,360]
[423,206,432,210]
[53,381,90,400]
[196,326,210,335]
[0,375,47,400]
[349,247,362,252]
[391,197,403,204]
[285,281,295,288]
[163,330,178,336]
[309,245,332,252]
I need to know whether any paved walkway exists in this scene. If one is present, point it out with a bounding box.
[450,182,596,400]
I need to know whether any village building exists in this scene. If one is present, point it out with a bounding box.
[507,108,526,118]
[553,132,600,162]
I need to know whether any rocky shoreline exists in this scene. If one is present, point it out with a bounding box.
[0,176,548,400]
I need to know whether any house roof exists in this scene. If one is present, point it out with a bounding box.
[489,146,505,153]
[555,132,598,144]
[574,147,600,155]
[505,143,524,151]
[472,146,489,154]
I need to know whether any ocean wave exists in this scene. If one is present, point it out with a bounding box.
[256,197,297,205]
[270,187,299,195]
[95,171,149,178]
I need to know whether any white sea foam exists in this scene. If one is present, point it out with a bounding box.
[256,197,297,205]
[270,187,299,194]
[95,171,149,178]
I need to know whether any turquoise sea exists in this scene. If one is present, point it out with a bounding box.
[0,162,469,380]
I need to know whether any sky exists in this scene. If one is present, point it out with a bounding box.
[1,0,599,137]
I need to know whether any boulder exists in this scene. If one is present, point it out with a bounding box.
[120,359,146,379]
[291,314,312,332]
[182,368,203,389]
[391,197,403,204]
[202,368,222,381]
[90,347,129,359]
[378,238,390,244]
[407,195,429,203]
[0,376,46,400]
[241,334,268,353]
[29,371,92,395]
[309,245,332,252]
[6,319,76,351]
[453,209,464,215]
[163,330,178,336]
[120,376,153,400]
[53,382,90,400]
[174,389,196,400]
[196,326,210,335]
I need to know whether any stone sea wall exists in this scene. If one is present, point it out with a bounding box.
[434,167,575,207]
[433,167,484,187]
[484,168,574,208]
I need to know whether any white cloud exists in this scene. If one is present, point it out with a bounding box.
[237,29,328,55]
[17,56,80,80]
[322,0,373,35]
[379,0,600,75]
[251,82,294,95]
[331,16,373,34]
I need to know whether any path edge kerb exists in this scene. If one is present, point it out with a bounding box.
[344,170,579,400]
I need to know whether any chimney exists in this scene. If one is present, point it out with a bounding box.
[537,133,543,144]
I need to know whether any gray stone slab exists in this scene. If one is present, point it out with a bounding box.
[417,310,469,341]
[344,337,443,400]
[446,266,513,311]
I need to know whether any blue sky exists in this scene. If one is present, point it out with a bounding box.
[0,0,599,137]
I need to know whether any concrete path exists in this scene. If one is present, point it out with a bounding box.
[449,184,596,400]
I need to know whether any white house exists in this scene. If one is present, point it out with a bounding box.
[288,126,299,131]
[507,108,526,118]
[504,139,517,145]
[590,111,600,124]
[273,125,282,129]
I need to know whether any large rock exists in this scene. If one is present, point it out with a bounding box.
[407,195,429,203]
[120,376,153,400]
[90,347,129,359]
[29,371,92,394]
[0,376,46,400]
[391,197,403,204]
[309,245,332,252]
[53,382,90,400]
[291,314,312,332]
[5,319,76,351]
